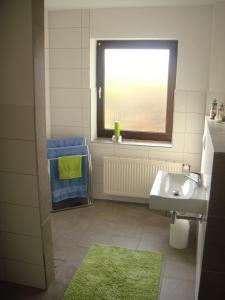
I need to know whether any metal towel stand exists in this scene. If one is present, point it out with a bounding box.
[48,153,93,212]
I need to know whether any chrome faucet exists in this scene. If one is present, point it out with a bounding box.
[184,172,202,187]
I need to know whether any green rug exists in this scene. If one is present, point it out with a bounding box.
[62,244,162,300]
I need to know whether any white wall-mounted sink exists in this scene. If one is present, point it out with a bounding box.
[149,171,207,214]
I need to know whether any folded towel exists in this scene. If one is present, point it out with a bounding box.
[47,145,88,159]
[49,156,88,203]
[47,136,85,148]
[58,155,82,180]
[48,144,89,203]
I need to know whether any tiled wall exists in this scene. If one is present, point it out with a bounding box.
[48,9,91,141]
[206,2,225,113]
[196,4,225,299]
[0,0,54,288]
[48,6,212,202]
[45,10,51,138]
[197,119,225,299]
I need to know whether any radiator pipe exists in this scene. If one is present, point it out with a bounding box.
[170,211,204,224]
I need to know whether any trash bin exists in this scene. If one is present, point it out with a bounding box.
[169,218,190,249]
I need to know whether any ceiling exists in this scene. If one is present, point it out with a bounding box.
[45,0,225,10]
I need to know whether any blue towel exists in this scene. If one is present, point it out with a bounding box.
[47,145,87,159]
[48,145,89,203]
[47,136,85,149]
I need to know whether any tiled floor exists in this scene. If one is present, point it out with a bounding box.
[0,200,196,300]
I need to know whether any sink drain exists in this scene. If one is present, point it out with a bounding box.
[172,190,180,196]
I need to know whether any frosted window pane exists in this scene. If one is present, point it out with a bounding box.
[104,49,169,133]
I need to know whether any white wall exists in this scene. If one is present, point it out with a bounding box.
[45,10,51,138]
[206,2,225,113]
[48,6,213,202]
[195,6,225,297]
[48,9,91,140]
[0,0,54,288]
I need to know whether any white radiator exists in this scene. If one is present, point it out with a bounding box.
[103,156,183,198]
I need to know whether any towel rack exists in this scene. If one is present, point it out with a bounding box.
[48,152,93,212]
[48,154,88,161]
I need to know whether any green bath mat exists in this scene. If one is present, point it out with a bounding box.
[62,244,162,300]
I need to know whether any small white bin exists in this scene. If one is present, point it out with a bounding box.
[169,218,190,249]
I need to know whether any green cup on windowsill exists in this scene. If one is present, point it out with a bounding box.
[114,120,120,137]
[112,121,122,143]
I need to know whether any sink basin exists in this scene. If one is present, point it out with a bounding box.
[149,171,207,214]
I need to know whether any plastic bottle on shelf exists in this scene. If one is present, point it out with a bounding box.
[209,98,217,119]
[220,103,224,121]
[215,102,224,123]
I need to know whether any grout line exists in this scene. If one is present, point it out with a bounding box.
[185,112,205,115]
[162,275,195,283]
[0,137,35,143]
[50,87,91,90]
[0,229,41,239]
[51,124,84,128]
[183,152,201,155]
[50,67,90,70]
[3,257,44,267]
[0,170,37,176]
[0,201,39,209]
[48,47,90,50]
[50,105,83,109]
[51,105,83,109]
[48,26,84,29]
[0,103,34,107]
[0,103,35,108]
[0,230,41,240]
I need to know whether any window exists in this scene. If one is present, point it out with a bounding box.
[96,40,178,141]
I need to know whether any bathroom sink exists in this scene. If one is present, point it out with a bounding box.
[149,171,207,214]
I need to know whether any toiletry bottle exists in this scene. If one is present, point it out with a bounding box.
[210,99,217,119]
[222,103,225,122]
[219,103,224,121]
[215,103,224,122]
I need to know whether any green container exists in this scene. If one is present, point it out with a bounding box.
[114,121,120,137]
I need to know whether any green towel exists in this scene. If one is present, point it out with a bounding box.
[58,155,82,180]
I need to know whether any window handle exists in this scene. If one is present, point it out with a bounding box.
[98,86,102,100]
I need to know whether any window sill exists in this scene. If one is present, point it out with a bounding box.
[91,138,172,148]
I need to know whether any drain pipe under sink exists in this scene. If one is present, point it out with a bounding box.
[169,211,204,249]
[170,211,204,224]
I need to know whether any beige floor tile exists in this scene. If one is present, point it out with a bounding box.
[0,200,196,300]
[164,259,196,281]
[77,231,111,248]
[110,234,140,249]
[159,278,195,300]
